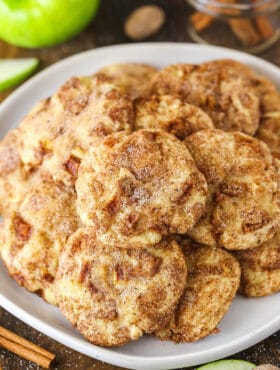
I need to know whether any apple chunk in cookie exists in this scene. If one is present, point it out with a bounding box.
[76,129,208,247]
[55,228,187,347]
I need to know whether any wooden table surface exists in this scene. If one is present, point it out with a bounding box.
[0,0,279,369]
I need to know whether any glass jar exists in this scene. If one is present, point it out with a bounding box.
[186,0,280,53]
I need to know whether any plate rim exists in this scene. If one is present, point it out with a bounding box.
[1,42,280,115]
[1,292,280,370]
[0,42,279,370]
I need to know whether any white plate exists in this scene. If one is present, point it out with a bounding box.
[0,43,279,370]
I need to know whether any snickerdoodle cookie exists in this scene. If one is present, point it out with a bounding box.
[76,129,208,247]
[0,180,79,305]
[155,238,240,342]
[56,228,187,346]
[185,129,279,250]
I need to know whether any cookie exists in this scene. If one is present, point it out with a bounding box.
[220,59,280,156]
[76,129,208,247]
[255,79,280,157]
[98,63,158,100]
[155,238,240,342]
[0,131,25,214]
[148,61,260,135]
[256,115,280,157]
[17,74,134,186]
[0,180,79,305]
[212,60,280,156]
[134,94,214,140]
[55,228,187,347]
[235,231,280,297]
[0,131,42,215]
[236,63,280,157]
[185,129,279,250]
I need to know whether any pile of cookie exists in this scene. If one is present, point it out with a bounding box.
[0,60,279,347]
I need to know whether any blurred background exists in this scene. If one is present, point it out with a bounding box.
[1,0,280,102]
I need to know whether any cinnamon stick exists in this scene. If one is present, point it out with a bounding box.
[252,0,275,40]
[190,0,274,46]
[190,10,261,46]
[255,16,274,39]
[0,326,55,368]
[229,18,261,45]
[190,12,214,31]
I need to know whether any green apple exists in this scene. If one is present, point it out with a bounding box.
[0,0,100,48]
[197,359,256,370]
[0,58,39,92]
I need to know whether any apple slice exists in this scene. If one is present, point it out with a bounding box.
[197,359,256,370]
[0,58,39,92]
